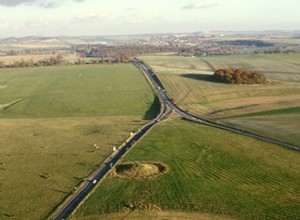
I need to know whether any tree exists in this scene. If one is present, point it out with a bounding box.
[56,55,64,64]
[0,61,5,68]
[212,68,268,84]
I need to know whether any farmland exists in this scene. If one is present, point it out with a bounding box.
[140,55,300,145]
[0,64,159,219]
[1,49,299,220]
[73,119,300,220]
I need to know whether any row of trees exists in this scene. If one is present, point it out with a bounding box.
[0,55,65,68]
[212,68,269,84]
[0,54,133,69]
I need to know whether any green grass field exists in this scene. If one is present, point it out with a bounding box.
[0,64,159,219]
[73,119,300,220]
[0,64,157,118]
[139,55,300,145]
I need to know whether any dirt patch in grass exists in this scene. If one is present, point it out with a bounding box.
[115,161,168,179]
[0,99,25,111]
[122,200,161,212]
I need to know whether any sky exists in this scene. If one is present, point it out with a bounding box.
[0,0,299,37]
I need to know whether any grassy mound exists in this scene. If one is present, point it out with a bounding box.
[115,161,168,179]
[74,119,300,220]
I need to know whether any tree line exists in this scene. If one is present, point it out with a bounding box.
[0,55,65,68]
[212,68,269,84]
[0,54,133,69]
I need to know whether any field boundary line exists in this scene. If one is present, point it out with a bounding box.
[198,57,216,72]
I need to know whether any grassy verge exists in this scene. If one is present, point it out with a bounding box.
[73,119,300,220]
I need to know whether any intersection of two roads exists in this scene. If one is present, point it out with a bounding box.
[53,60,299,220]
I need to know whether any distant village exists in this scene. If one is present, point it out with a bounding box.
[0,31,299,66]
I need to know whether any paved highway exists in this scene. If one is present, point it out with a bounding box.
[135,60,299,151]
[52,62,172,220]
[53,60,299,220]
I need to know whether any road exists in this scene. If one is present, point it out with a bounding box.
[52,62,172,220]
[53,60,299,220]
[135,60,299,151]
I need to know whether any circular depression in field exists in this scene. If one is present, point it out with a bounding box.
[115,161,168,179]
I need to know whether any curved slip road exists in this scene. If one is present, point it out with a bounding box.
[53,60,299,220]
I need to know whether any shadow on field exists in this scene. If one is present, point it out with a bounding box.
[144,96,161,120]
[3,213,15,218]
[181,73,214,82]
